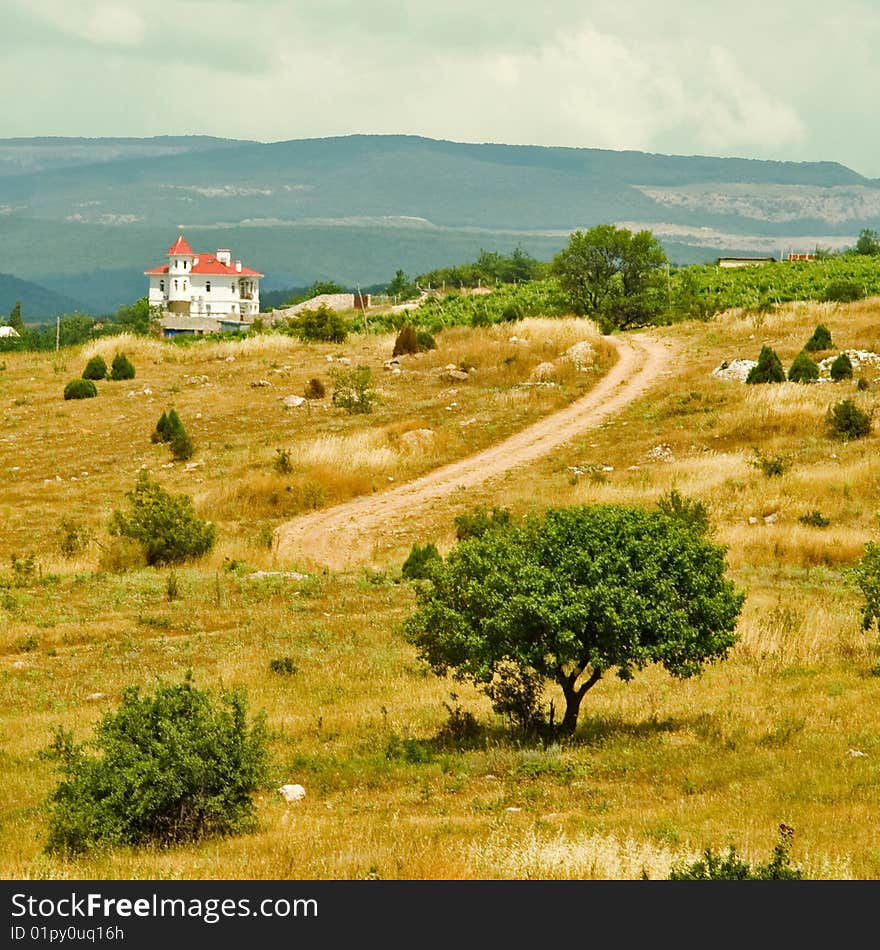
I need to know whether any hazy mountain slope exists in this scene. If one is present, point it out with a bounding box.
[1,134,878,314]
[0,272,88,321]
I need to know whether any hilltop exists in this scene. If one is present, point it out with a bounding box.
[2,134,879,315]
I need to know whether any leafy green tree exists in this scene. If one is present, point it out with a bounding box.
[855,228,880,256]
[330,365,376,414]
[551,225,668,331]
[82,355,107,380]
[113,297,158,336]
[42,672,268,853]
[108,470,216,565]
[826,398,871,439]
[386,269,419,300]
[110,352,136,380]
[787,349,819,383]
[746,345,785,384]
[404,504,744,735]
[295,304,349,343]
[849,541,880,632]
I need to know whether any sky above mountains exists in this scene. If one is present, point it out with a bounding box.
[6,0,879,178]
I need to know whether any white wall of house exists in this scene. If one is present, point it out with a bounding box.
[147,247,261,319]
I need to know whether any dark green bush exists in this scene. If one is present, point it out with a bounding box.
[108,470,216,565]
[273,448,293,474]
[750,449,792,477]
[858,376,870,391]
[109,352,136,380]
[269,656,298,675]
[82,355,107,380]
[304,377,325,400]
[42,672,268,853]
[453,506,512,541]
[668,824,803,880]
[57,517,93,558]
[416,329,436,352]
[63,378,98,400]
[295,304,348,343]
[401,542,441,580]
[830,352,854,381]
[826,398,871,440]
[799,510,830,527]
[787,349,819,383]
[392,325,420,357]
[804,323,833,351]
[823,280,864,304]
[746,345,785,384]
[170,428,195,462]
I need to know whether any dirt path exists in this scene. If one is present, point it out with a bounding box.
[273,331,674,571]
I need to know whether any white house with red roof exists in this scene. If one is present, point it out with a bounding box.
[145,235,263,334]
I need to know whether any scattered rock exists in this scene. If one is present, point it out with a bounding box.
[763,512,779,524]
[247,571,309,581]
[283,395,306,408]
[278,784,307,803]
[442,369,470,382]
[646,444,674,462]
[711,359,757,382]
[564,340,595,370]
[251,379,271,388]
[86,692,106,702]
[748,516,759,525]
[530,361,557,382]
[847,749,868,758]
[399,428,435,452]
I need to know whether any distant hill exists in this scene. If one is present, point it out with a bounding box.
[0,272,88,321]
[1,133,877,312]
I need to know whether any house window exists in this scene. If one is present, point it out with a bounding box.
[174,280,178,290]
[206,304,211,315]
[206,281,211,293]
[183,280,187,291]
[159,280,164,292]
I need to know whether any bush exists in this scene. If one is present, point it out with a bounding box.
[153,408,183,444]
[799,510,830,528]
[750,449,792,477]
[304,377,326,400]
[826,398,871,440]
[830,352,854,381]
[416,330,436,352]
[804,323,833,351]
[787,349,819,383]
[109,352,136,380]
[295,304,348,343]
[745,345,785,384]
[42,672,268,853]
[273,448,293,474]
[330,365,376,415]
[108,470,216,565]
[63,378,97,400]
[453,505,512,541]
[858,376,870,391]
[82,355,107,380]
[170,428,195,462]
[57,517,93,558]
[823,280,863,303]
[401,542,441,580]
[269,656,298,675]
[656,489,711,536]
[392,325,420,357]
[668,824,803,880]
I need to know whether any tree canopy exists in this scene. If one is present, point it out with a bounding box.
[551,225,668,331]
[404,504,744,735]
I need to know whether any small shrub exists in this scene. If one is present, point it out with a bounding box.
[401,542,441,580]
[10,552,37,587]
[64,378,97,400]
[787,349,819,383]
[98,536,146,573]
[82,355,107,380]
[750,449,792,477]
[269,656,298,675]
[484,659,546,733]
[829,352,854,381]
[804,323,833,351]
[858,377,870,391]
[170,428,194,462]
[165,570,180,602]
[826,398,871,440]
[57,517,93,558]
[153,408,183,444]
[799,510,830,528]
[273,448,293,474]
[822,280,863,304]
[304,377,325,400]
[151,410,169,443]
[745,345,785,384]
[41,672,269,853]
[667,824,803,880]
[330,365,376,415]
[850,541,880,631]
[453,506,512,541]
[392,325,420,357]
[109,353,136,381]
[656,489,711,536]
[108,470,216,566]
[296,304,348,343]
[416,329,436,352]
[435,695,481,746]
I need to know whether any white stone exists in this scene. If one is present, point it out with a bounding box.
[283,395,306,408]
[278,783,307,803]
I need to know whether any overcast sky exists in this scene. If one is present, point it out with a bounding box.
[5,0,879,178]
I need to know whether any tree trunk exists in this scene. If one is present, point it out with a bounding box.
[557,668,602,736]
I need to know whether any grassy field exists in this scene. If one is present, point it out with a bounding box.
[2,298,880,879]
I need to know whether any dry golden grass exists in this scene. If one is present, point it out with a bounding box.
[4,300,880,880]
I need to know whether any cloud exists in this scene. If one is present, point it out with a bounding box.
[23,0,146,46]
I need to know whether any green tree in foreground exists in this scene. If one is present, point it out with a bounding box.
[787,349,819,383]
[404,505,744,735]
[42,672,268,853]
[829,352,854,381]
[551,225,668,331]
[855,228,880,256]
[110,352,136,380]
[109,470,216,565]
[848,541,880,632]
[804,323,833,352]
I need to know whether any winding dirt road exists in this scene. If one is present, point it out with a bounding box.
[273,331,674,571]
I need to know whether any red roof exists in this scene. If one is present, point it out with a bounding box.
[145,241,264,277]
[167,235,194,256]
